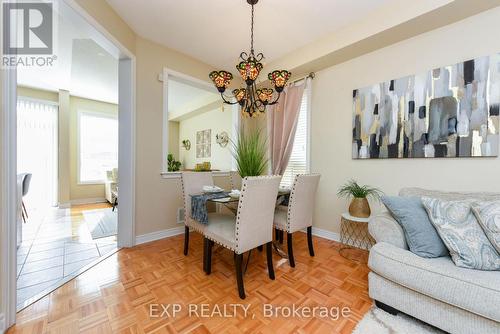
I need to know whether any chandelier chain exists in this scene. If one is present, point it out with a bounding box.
[250,4,254,55]
[208,0,292,117]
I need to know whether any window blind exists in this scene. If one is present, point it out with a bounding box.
[281,86,309,187]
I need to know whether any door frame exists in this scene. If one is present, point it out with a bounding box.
[0,0,136,329]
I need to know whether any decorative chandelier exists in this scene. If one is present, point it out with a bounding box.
[209,0,291,117]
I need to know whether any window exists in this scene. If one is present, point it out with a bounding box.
[281,85,310,187]
[17,98,59,207]
[78,111,118,183]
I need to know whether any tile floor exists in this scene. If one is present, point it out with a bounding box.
[16,203,118,310]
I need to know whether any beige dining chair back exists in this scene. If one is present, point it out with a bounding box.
[229,171,242,190]
[204,175,281,299]
[180,172,214,255]
[235,175,281,254]
[274,174,320,267]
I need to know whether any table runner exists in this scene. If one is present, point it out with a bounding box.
[190,192,230,224]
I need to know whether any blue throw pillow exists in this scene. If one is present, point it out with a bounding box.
[382,196,448,258]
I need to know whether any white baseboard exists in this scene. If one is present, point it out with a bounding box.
[135,226,185,245]
[59,197,108,208]
[303,227,340,242]
[0,313,5,333]
[135,226,339,247]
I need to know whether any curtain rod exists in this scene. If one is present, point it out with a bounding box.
[289,72,315,85]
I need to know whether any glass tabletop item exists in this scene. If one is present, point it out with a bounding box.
[202,185,224,193]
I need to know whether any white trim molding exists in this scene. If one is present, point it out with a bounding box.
[302,227,340,242]
[160,170,232,179]
[58,197,108,208]
[161,68,215,173]
[1,65,18,330]
[135,226,185,245]
[0,313,5,333]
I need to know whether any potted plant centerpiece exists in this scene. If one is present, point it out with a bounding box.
[337,180,383,218]
[231,126,268,177]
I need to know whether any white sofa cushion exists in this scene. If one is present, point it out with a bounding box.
[369,242,500,322]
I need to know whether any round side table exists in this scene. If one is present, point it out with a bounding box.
[339,213,375,262]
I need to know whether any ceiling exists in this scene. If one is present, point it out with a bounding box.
[168,77,219,121]
[17,9,118,104]
[106,0,394,69]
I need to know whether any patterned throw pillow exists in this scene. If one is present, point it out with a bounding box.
[471,201,500,254]
[421,197,500,270]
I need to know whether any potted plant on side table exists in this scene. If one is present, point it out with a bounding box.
[337,179,383,218]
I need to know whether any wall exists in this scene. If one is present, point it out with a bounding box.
[134,37,215,236]
[310,7,500,234]
[62,1,500,240]
[17,87,118,203]
[178,107,233,170]
[16,87,58,102]
[168,121,180,160]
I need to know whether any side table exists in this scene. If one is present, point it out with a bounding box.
[339,213,375,262]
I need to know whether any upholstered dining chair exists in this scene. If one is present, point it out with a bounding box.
[274,174,321,267]
[21,173,32,223]
[229,171,242,190]
[204,175,281,299]
[180,172,214,256]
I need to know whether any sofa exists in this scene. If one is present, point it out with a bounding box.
[368,188,500,334]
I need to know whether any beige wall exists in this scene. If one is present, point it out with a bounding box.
[17,87,118,203]
[69,96,118,201]
[168,121,180,160]
[56,1,500,240]
[134,37,215,235]
[310,7,500,234]
[17,86,58,102]
[179,107,233,171]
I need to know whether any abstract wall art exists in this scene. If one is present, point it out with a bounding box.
[352,54,500,159]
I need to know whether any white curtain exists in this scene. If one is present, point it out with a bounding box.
[17,98,58,210]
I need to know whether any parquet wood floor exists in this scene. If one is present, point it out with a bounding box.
[8,232,372,334]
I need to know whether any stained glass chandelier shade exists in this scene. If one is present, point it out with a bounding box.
[209,0,291,117]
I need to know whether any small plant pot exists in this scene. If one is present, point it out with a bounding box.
[349,198,371,218]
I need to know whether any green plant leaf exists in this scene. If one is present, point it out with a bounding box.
[337,179,383,201]
[231,125,268,177]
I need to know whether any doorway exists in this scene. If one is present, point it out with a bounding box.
[1,0,136,327]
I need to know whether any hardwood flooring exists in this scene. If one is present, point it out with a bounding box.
[9,232,372,334]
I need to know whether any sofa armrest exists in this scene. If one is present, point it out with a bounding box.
[368,211,408,250]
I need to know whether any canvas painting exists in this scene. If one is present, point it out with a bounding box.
[196,129,211,158]
[352,54,500,159]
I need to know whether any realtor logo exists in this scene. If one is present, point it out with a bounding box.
[3,1,53,55]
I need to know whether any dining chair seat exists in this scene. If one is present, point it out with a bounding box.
[187,212,235,235]
[204,214,237,251]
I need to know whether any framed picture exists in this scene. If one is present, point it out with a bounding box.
[196,129,211,158]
